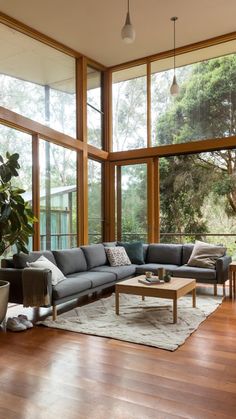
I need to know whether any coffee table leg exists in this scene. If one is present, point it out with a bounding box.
[192,288,196,308]
[142,295,145,301]
[173,299,177,324]
[115,290,119,315]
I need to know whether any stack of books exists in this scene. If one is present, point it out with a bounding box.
[138,277,164,285]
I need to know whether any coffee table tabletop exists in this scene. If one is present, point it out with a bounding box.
[115,276,196,324]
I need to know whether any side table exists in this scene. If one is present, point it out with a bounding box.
[229,262,236,299]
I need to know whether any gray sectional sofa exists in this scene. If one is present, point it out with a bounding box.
[0,242,231,319]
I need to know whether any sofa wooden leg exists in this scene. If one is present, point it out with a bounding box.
[214,284,217,296]
[222,283,225,297]
[52,305,57,321]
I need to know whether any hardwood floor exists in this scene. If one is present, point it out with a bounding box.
[1,290,236,419]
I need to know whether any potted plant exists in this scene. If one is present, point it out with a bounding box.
[0,152,36,325]
[0,280,10,327]
[0,151,36,256]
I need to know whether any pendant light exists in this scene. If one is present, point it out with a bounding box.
[121,0,135,43]
[170,16,179,96]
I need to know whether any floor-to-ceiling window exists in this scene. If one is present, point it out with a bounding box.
[0,124,33,253]
[151,41,236,146]
[0,23,76,137]
[115,163,148,242]
[112,65,147,151]
[88,159,103,243]
[39,140,77,250]
[87,67,103,149]
[159,150,236,255]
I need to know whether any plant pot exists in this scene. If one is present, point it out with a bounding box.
[0,280,10,325]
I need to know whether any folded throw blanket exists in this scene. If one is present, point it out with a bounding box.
[22,268,51,307]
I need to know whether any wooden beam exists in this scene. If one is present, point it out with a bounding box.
[103,161,110,241]
[103,69,113,152]
[32,134,40,250]
[108,163,116,241]
[0,107,83,151]
[0,12,80,58]
[76,57,87,142]
[87,144,108,161]
[76,57,88,245]
[109,136,236,161]
[78,150,88,245]
[147,62,151,148]
[147,160,155,243]
[154,157,160,243]
[0,11,107,68]
[109,31,236,72]
[116,166,122,241]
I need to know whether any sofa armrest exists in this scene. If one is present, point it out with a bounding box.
[0,267,52,305]
[215,255,232,284]
[22,268,52,307]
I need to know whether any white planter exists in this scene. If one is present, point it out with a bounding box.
[0,280,10,325]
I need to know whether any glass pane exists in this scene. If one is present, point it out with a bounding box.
[87,67,103,148]
[0,23,76,137]
[0,124,33,254]
[112,65,147,151]
[88,159,103,243]
[160,151,236,257]
[116,164,148,242]
[151,49,236,146]
[40,140,77,250]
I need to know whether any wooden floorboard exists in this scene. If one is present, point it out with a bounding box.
[0,290,236,419]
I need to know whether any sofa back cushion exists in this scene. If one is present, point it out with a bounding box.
[143,244,149,262]
[116,241,145,265]
[13,250,56,269]
[103,241,117,247]
[147,244,182,265]
[81,244,107,270]
[182,244,194,265]
[187,240,226,269]
[27,255,65,285]
[53,248,87,276]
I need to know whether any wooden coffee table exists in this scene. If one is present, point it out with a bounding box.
[115,276,196,323]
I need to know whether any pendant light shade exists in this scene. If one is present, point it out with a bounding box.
[170,74,179,96]
[121,0,135,43]
[170,16,179,96]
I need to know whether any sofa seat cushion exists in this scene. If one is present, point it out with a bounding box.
[52,276,92,300]
[173,265,216,282]
[135,263,180,275]
[91,264,136,280]
[66,271,116,288]
[81,244,107,269]
[147,244,182,265]
[53,248,87,275]
[13,251,56,269]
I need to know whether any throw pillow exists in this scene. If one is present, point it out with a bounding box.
[105,247,131,267]
[187,240,226,269]
[27,255,65,286]
[117,241,145,264]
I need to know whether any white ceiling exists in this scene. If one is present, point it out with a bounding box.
[0,0,235,67]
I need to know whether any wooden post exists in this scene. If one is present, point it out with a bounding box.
[32,134,40,250]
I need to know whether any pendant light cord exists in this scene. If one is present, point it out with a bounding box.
[173,18,176,74]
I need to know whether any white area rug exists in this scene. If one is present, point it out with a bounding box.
[39,293,223,351]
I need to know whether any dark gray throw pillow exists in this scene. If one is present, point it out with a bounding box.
[117,241,144,265]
